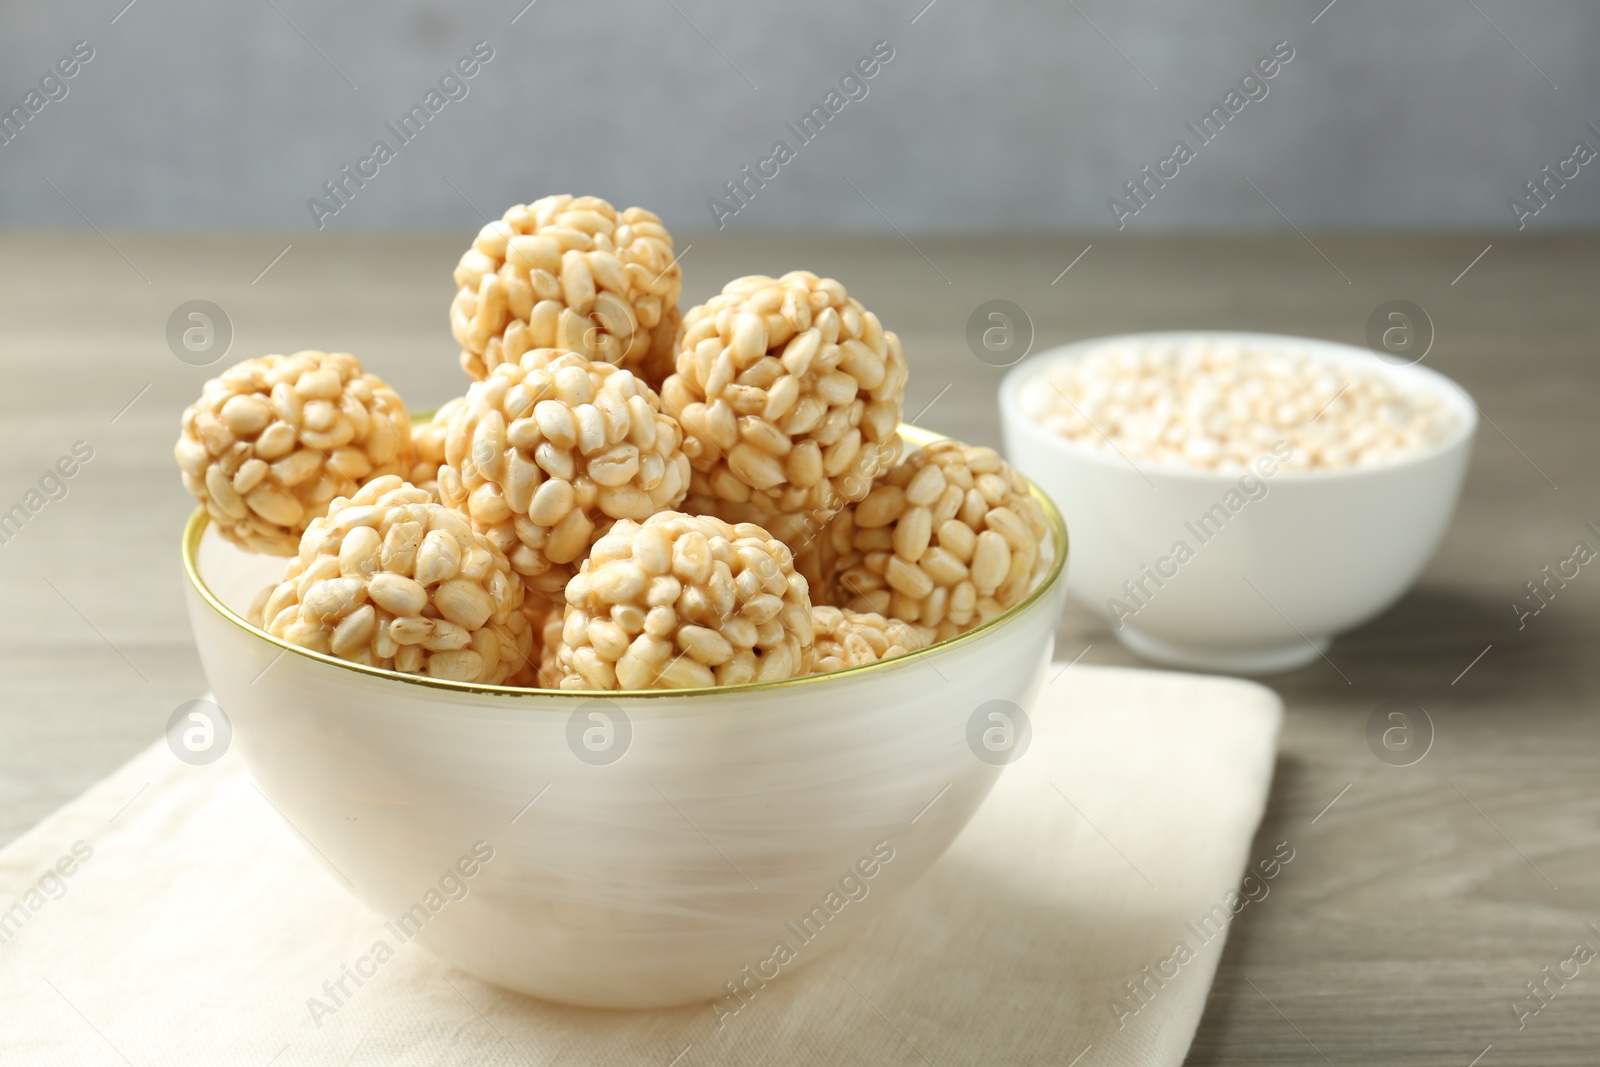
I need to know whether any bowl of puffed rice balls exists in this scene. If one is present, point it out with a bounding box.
[176,197,1068,1009]
[1000,330,1475,674]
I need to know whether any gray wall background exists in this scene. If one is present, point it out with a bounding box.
[1,0,1597,233]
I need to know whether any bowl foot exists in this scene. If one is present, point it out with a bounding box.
[1117,625,1330,675]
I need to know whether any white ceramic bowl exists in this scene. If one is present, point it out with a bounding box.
[181,426,1067,1009]
[1000,332,1474,674]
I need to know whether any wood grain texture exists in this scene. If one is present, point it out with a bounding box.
[0,233,1594,1063]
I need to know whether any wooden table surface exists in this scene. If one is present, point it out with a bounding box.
[1,232,1595,1064]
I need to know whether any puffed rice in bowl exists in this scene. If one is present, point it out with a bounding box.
[180,423,1066,1009]
[1000,331,1475,674]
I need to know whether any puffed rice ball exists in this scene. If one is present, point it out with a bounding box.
[260,477,532,683]
[175,351,413,555]
[407,396,467,497]
[807,441,1051,643]
[663,272,907,541]
[810,606,927,674]
[557,512,814,690]
[438,349,691,602]
[450,195,684,384]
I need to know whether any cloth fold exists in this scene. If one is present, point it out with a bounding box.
[0,664,1280,1066]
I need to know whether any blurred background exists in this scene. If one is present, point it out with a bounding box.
[2,0,1598,232]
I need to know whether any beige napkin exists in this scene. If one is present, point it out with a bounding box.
[0,664,1280,1065]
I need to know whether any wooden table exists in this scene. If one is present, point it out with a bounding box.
[2,233,1594,1064]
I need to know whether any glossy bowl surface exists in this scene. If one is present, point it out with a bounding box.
[182,424,1068,1008]
[1000,331,1475,674]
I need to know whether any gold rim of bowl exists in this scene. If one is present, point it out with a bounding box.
[180,423,1070,701]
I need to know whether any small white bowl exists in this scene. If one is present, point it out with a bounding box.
[181,425,1068,1009]
[1000,331,1475,674]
